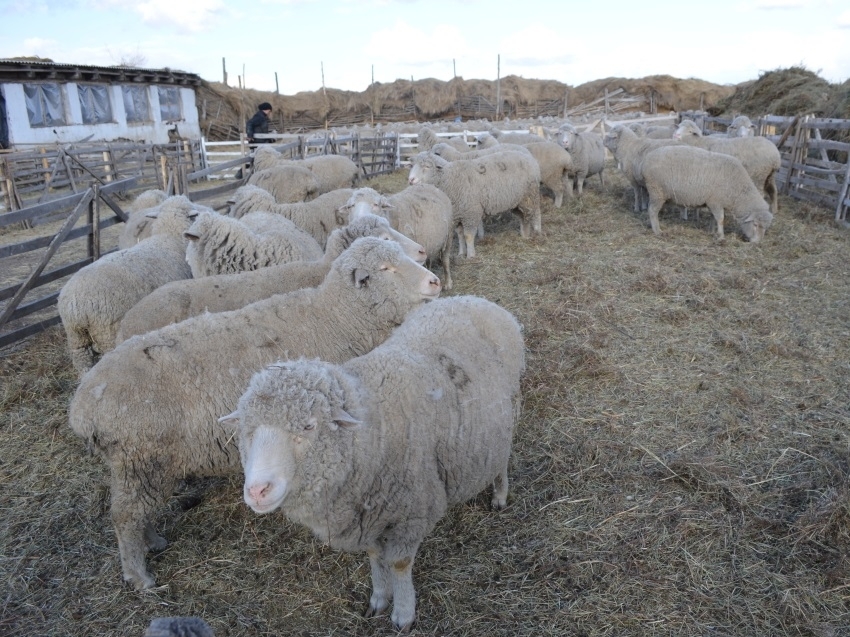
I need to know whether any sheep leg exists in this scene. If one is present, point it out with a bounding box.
[454,226,466,258]
[708,205,725,240]
[491,465,509,510]
[463,226,477,259]
[575,172,587,196]
[65,327,97,376]
[646,196,665,235]
[517,191,542,238]
[365,549,392,618]
[765,173,779,215]
[389,553,418,632]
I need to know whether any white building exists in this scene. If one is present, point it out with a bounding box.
[0,59,203,150]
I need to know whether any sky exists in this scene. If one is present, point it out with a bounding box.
[2,0,849,95]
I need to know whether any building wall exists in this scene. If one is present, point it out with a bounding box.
[0,82,200,147]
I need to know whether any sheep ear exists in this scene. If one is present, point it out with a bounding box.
[353,268,370,288]
[145,210,161,219]
[218,412,240,428]
[330,406,362,430]
[184,231,200,242]
[380,197,393,210]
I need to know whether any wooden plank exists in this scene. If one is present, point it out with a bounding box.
[5,290,60,322]
[788,188,837,207]
[0,188,94,327]
[0,315,63,350]
[188,179,245,202]
[787,173,842,192]
[835,160,850,221]
[0,259,92,302]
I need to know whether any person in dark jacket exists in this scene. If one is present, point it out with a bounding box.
[246,102,273,143]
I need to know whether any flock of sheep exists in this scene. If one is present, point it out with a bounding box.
[56,113,778,631]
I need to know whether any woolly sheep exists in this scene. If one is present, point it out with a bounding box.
[248,164,320,203]
[430,140,532,161]
[228,184,354,248]
[603,125,681,213]
[340,185,455,289]
[641,144,774,241]
[727,115,756,137]
[417,126,469,153]
[116,213,426,341]
[184,211,323,277]
[407,151,541,258]
[68,236,442,590]
[58,196,204,376]
[673,119,781,214]
[226,294,525,631]
[253,145,359,193]
[116,189,168,249]
[558,125,606,195]
[490,130,546,145]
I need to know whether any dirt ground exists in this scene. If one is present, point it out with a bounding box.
[1,163,849,637]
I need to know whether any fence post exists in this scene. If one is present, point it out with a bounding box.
[88,182,101,261]
[835,159,850,223]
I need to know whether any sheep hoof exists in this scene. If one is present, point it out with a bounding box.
[125,571,156,590]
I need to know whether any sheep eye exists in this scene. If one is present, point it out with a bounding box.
[304,421,316,431]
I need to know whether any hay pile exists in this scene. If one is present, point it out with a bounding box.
[2,159,849,636]
[717,65,850,118]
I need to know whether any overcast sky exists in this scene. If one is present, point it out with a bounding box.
[2,0,849,95]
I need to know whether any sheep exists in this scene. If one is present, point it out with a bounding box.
[727,115,756,138]
[227,184,354,248]
[407,151,541,259]
[226,294,525,631]
[603,125,681,213]
[490,130,546,145]
[417,126,469,153]
[558,125,606,195]
[116,189,168,249]
[116,212,426,341]
[251,146,359,194]
[640,144,774,241]
[183,211,324,277]
[430,140,532,161]
[57,196,205,377]
[247,164,320,203]
[673,119,782,214]
[340,185,454,289]
[68,236,442,590]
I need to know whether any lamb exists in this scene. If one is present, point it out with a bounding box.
[417,126,469,153]
[183,211,324,277]
[640,144,774,241]
[558,125,606,195]
[226,294,525,631]
[227,184,354,248]
[58,196,204,376]
[727,115,756,137]
[340,184,455,289]
[673,119,781,214]
[116,189,168,249]
[252,145,359,194]
[407,150,541,258]
[247,164,320,203]
[116,212,426,341]
[603,125,681,213]
[68,236,442,590]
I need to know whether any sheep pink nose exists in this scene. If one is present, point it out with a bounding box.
[418,247,427,259]
[247,482,272,502]
[429,275,441,292]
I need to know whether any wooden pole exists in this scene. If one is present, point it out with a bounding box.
[495,54,501,119]
[242,63,246,89]
[371,65,374,85]
[275,72,279,94]
[453,59,456,79]
[222,57,227,86]
[321,62,328,129]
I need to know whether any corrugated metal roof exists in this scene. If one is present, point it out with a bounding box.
[0,59,202,85]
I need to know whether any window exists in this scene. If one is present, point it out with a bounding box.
[122,85,150,122]
[23,83,67,127]
[157,86,181,120]
[78,84,113,124]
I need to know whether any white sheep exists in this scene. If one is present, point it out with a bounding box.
[603,125,681,213]
[641,144,774,241]
[247,164,320,203]
[68,236,442,590]
[183,211,324,277]
[116,189,168,249]
[673,119,782,214]
[226,294,525,631]
[417,126,469,153]
[407,150,542,258]
[727,115,756,137]
[252,145,359,194]
[116,213,426,341]
[58,196,205,376]
[490,130,546,145]
[558,125,606,195]
[340,185,455,289]
[227,184,354,248]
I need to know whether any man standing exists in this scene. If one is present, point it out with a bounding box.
[247,102,273,143]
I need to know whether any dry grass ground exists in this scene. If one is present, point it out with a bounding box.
[2,163,849,636]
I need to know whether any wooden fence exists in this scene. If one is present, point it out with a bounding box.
[0,131,401,348]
